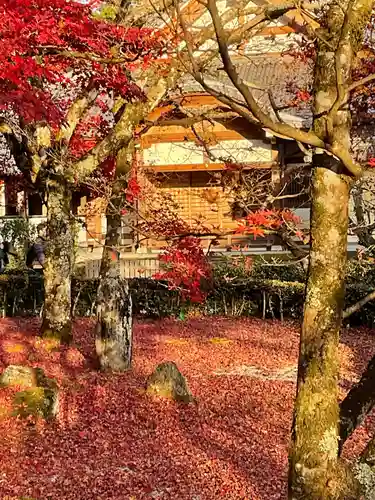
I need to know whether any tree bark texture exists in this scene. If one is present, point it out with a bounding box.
[95,149,133,371]
[288,0,372,496]
[288,166,358,499]
[352,184,375,247]
[41,181,74,343]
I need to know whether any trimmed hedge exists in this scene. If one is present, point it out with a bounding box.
[0,272,183,319]
[0,268,375,326]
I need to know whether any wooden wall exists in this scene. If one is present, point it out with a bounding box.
[139,170,273,250]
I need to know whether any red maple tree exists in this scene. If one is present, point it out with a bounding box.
[0,0,163,126]
[0,0,170,339]
[0,0,307,306]
[0,0,166,188]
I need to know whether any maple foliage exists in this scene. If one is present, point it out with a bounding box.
[69,110,113,159]
[0,0,164,125]
[125,169,143,204]
[155,237,212,302]
[0,0,169,255]
[117,168,213,300]
[151,209,304,302]
[126,170,307,300]
[0,317,373,499]
[236,209,304,240]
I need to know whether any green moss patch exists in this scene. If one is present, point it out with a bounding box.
[13,383,58,420]
[0,365,58,420]
[146,361,194,403]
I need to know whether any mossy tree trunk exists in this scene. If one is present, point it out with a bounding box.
[95,149,133,371]
[352,183,375,247]
[288,166,357,499]
[41,180,74,343]
[288,0,372,497]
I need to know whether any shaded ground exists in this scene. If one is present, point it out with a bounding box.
[0,317,374,500]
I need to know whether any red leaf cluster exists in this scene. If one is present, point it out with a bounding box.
[126,176,143,204]
[69,112,113,159]
[236,209,302,239]
[155,237,212,302]
[0,0,164,124]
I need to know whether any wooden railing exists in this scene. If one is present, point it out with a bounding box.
[84,254,161,279]
[83,239,278,279]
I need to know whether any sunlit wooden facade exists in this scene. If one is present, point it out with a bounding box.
[135,94,283,250]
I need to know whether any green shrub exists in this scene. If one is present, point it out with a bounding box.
[0,257,374,326]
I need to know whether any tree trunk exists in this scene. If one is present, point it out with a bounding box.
[352,184,375,248]
[41,181,73,343]
[288,165,358,499]
[287,0,373,494]
[95,150,133,371]
[95,212,133,372]
[339,354,375,454]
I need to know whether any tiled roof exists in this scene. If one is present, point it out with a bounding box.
[176,55,312,127]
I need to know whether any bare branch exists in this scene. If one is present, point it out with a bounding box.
[349,73,375,92]
[343,290,375,319]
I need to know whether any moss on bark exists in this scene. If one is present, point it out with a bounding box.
[41,181,73,343]
[289,167,359,499]
[95,148,133,371]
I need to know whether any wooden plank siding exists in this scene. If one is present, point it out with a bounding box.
[140,169,267,250]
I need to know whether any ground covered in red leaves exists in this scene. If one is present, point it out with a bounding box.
[0,317,374,500]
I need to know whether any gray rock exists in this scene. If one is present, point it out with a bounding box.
[146,361,194,403]
[0,365,59,419]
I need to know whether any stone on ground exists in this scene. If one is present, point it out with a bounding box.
[0,364,58,419]
[0,365,40,387]
[146,361,193,403]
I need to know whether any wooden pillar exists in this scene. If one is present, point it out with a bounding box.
[270,136,281,206]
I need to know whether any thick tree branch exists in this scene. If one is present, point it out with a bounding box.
[326,0,356,131]
[72,71,177,182]
[223,2,321,35]
[56,89,99,145]
[28,125,51,183]
[38,48,141,65]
